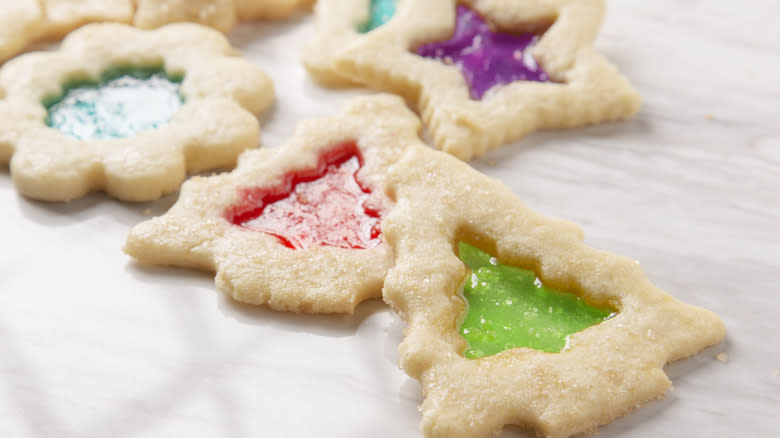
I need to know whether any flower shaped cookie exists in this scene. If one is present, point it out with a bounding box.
[0,0,44,64]
[0,23,274,202]
[125,95,419,314]
[326,0,641,160]
[380,147,726,437]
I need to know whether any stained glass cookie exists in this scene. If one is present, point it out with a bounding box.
[380,146,726,437]
[0,0,45,64]
[0,23,274,202]
[125,95,418,314]
[325,0,641,160]
[303,0,399,86]
[133,0,238,33]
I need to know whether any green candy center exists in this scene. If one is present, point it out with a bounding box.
[358,0,398,33]
[457,242,615,358]
[46,67,183,141]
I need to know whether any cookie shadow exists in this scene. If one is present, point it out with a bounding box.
[15,190,178,228]
[218,293,389,338]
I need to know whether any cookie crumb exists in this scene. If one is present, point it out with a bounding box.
[705,114,714,120]
[773,368,778,376]
[142,208,152,216]
[715,352,729,363]
[488,160,496,167]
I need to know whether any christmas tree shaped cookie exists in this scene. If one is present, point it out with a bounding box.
[0,23,274,202]
[125,95,419,314]
[328,0,641,160]
[380,145,725,437]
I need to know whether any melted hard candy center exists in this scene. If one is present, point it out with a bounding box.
[46,67,183,141]
[458,242,614,358]
[228,142,388,250]
[359,0,398,33]
[416,5,550,99]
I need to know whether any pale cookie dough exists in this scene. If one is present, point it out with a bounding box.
[380,146,726,438]
[303,0,389,86]
[236,0,314,20]
[42,0,135,38]
[0,23,274,202]
[332,0,642,160]
[0,0,45,64]
[125,95,419,314]
[134,0,237,33]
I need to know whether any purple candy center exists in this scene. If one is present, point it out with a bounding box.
[416,5,550,100]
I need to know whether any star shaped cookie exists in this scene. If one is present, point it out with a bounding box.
[330,0,641,160]
[380,146,726,437]
[125,95,419,314]
[0,22,274,202]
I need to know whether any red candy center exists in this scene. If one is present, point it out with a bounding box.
[226,142,387,250]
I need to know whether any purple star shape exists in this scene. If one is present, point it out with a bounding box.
[416,5,551,100]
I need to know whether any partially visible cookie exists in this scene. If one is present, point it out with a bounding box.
[133,0,237,33]
[125,95,420,314]
[0,0,44,64]
[303,0,397,86]
[0,23,274,202]
[330,0,641,160]
[380,145,726,438]
[236,0,314,20]
[42,0,135,38]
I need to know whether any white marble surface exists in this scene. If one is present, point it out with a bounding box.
[1,1,779,436]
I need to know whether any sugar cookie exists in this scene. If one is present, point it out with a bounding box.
[42,0,135,38]
[125,95,419,314]
[303,0,397,86]
[0,23,274,202]
[0,0,45,64]
[133,0,237,33]
[380,145,726,437]
[236,0,314,20]
[329,0,641,160]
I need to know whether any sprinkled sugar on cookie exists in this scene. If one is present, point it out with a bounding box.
[124,95,417,314]
[323,0,641,160]
[379,144,725,438]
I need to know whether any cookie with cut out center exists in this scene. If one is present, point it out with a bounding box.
[380,145,725,438]
[326,0,640,160]
[125,95,418,314]
[0,22,274,202]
